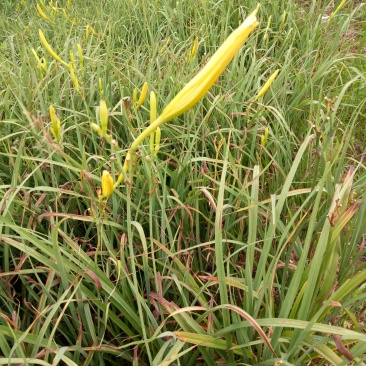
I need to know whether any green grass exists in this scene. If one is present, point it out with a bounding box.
[0,0,365,365]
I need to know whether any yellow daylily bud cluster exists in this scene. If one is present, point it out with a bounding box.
[49,105,61,142]
[115,5,260,186]
[254,69,280,102]
[136,82,148,110]
[100,170,114,199]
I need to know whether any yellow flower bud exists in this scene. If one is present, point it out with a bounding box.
[266,15,272,29]
[280,10,286,28]
[99,99,108,135]
[254,69,280,101]
[69,50,75,69]
[136,82,148,109]
[328,0,346,22]
[101,170,114,198]
[150,91,157,154]
[31,48,46,75]
[68,65,80,93]
[77,44,84,71]
[154,127,161,155]
[159,6,259,122]
[91,123,103,135]
[260,127,269,147]
[187,36,199,62]
[99,78,104,98]
[39,29,69,67]
[49,105,61,142]
[116,5,259,184]
[37,3,51,22]
[133,88,138,106]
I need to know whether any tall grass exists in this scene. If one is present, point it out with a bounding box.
[0,0,365,365]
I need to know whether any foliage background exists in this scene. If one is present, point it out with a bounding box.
[0,0,365,365]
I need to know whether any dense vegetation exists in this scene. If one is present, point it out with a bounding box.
[0,0,365,364]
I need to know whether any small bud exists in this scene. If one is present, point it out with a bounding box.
[49,105,61,142]
[39,29,69,67]
[187,36,199,62]
[68,65,80,93]
[260,127,269,147]
[154,127,161,155]
[99,78,104,98]
[69,50,75,69]
[86,24,91,41]
[91,123,103,135]
[101,170,114,198]
[136,82,148,109]
[99,99,108,135]
[77,44,84,71]
[254,69,280,102]
[280,10,286,28]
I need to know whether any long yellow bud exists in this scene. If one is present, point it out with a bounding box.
[36,3,51,22]
[39,29,69,67]
[159,5,259,122]
[253,69,280,101]
[137,82,148,109]
[328,0,347,21]
[116,5,259,182]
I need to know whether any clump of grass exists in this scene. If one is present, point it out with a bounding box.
[0,0,365,365]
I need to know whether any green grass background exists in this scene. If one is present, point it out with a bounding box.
[0,0,365,365]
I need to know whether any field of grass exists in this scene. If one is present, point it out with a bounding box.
[0,0,366,365]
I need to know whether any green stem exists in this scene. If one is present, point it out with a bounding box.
[114,115,166,186]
